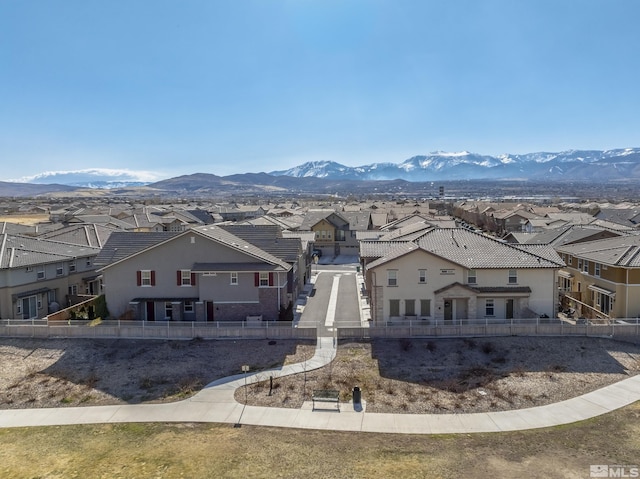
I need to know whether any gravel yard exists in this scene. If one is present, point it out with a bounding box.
[0,337,315,409]
[239,336,640,413]
[1,335,639,415]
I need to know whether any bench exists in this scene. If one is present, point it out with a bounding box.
[312,389,340,411]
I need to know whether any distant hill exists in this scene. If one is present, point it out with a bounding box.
[0,181,80,197]
[5,147,640,199]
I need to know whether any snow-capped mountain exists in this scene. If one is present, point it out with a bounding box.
[9,168,164,188]
[270,148,640,181]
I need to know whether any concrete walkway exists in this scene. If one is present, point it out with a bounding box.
[1,332,640,433]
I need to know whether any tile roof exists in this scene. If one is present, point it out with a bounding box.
[0,234,101,269]
[364,243,419,269]
[96,226,292,272]
[415,229,563,269]
[219,225,302,263]
[93,232,180,266]
[556,235,640,267]
[38,223,118,248]
[359,241,414,259]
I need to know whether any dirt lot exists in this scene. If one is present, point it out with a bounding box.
[1,335,639,415]
[239,336,640,413]
[0,337,315,408]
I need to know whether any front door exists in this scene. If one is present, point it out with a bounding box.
[444,300,452,322]
[506,299,514,319]
[146,301,155,321]
[456,298,468,321]
[206,301,215,322]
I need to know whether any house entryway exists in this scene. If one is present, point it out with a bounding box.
[444,298,469,322]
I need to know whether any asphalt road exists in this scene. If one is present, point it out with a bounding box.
[298,271,362,333]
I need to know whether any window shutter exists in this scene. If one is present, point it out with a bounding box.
[269,272,274,286]
[136,271,142,286]
[151,271,156,286]
[191,273,196,286]
[254,272,259,287]
[177,271,182,286]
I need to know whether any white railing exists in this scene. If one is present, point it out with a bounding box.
[337,317,640,342]
[0,319,318,340]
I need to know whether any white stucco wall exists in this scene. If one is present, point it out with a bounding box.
[368,249,558,321]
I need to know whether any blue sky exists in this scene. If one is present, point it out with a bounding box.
[1,0,639,181]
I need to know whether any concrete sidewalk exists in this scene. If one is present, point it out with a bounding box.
[1,332,639,433]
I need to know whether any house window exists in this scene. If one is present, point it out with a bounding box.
[485,299,495,317]
[47,290,57,304]
[184,301,194,313]
[420,299,431,317]
[583,260,589,273]
[595,263,601,277]
[37,266,45,280]
[327,231,332,239]
[389,299,400,317]
[260,272,269,287]
[19,296,38,319]
[468,269,477,285]
[230,272,238,285]
[387,270,398,287]
[568,255,573,265]
[578,258,583,270]
[56,263,64,276]
[508,269,517,284]
[69,261,76,273]
[141,270,153,286]
[86,258,92,267]
[405,299,416,316]
[419,269,427,284]
[180,270,192,286]
[164,302,173,320]
[69,284,78,295]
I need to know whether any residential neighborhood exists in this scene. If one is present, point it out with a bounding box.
[2,196,640,324]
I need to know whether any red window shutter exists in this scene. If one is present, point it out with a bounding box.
[151,271,156,286]
[269,272,274,286]
[254,272,259,287]
[136,270,142,286]
[177,271,182,286]
[191,273,196,286]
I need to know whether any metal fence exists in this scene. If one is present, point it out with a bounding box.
[2,317,640,343]
[0,319,317,341]
[338,317,640,343]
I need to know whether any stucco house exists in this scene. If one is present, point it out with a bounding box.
[0,234,101,319]
[362,228,564,323]
[95,225,292,322]
[299,210,353,257]
[555,235,640,320]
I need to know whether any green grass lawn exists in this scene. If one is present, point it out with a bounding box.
[1,402,639,478]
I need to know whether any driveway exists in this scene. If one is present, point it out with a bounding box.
[297,269,363,331]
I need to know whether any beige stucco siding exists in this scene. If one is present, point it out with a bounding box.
[368,249,557,322]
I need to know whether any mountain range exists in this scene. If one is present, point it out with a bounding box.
[2,148,640,198]
[269,148,640,182]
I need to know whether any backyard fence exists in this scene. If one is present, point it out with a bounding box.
[337,317,640,344]
[0,319,317,341]
[1,317,640,343]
